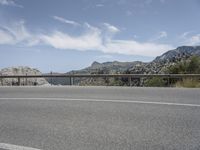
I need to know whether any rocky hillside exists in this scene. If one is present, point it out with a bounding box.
[0,66,49,86]
[69,46,200,85]
[70,61,145,74]
[154,46,200,63]
[49,61,145,85]
[128,46,200,74]
[73,46,200,76]
[2,46,198,86]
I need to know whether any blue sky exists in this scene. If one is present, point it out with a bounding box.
[0,0,200,72]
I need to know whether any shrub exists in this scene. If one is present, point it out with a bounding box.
[168,56,200,74]
[145,77,167,87]
[187,56,200,73]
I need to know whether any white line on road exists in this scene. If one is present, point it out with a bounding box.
[0,143,41,150]
[0,97,200,107]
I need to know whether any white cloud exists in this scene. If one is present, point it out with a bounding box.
[158,31,167,38]
[96,4,104,7]
[103,23,120,33]
[84,22,100,32]
[53,16,80,26]
[101,39,173,56]
[0,29,15,44]
[187,34,200,45]
[40,25,173,57]
[150,31,167,41]
[0,20,173,57]
[0,20,39,46]
[40,30,102,51]
[97,55,113,59]
[7,20,30,42]
[126,10,133,16]
[180,31,192,39]
[0,0,23,8]
[179,32,200,45]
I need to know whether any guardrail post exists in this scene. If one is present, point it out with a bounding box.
[105,77,109,86]
[25,73,28,85]
[140,78,144,87]
[128,77,132,86]
[0,74,3,86]
[69,77,71,85]
[71,77,74,85]
[138,78,141,87]
[50,71,53,86]
[18,77,21,86]
[167,75,170,87]
[0,77,3,86]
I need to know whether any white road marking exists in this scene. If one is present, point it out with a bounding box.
[0,143,41,150]
[0,97,200,107]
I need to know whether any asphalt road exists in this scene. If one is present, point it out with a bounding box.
[0,86,200,150]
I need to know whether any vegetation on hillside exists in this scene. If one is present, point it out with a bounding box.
[167,56,200,87]
[79,56,200,87]
[145,56,200,87]
[168,56,200,74]
[144,77,167,87]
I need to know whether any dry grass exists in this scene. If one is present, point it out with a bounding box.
[176,78,200,88]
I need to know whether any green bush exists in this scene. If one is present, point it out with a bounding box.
[145,77,167,87]
[168,56,200,74]
[187,56,200,73]
[167,56,200,88]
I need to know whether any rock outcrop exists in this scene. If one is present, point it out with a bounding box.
[69,46,200,85]
[128,46,200,74]
[0,66,49,86]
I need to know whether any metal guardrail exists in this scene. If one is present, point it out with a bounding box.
[1,74,200,78]
[0,74,200,86]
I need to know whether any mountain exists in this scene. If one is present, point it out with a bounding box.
[128,46,200,74]
[2,46,199,86]
[68,46,200,85]
[0,66,49,86]
[70,61,145,74]
[47,61,145,85]
[74,46,200,76]
[154,46,200,63]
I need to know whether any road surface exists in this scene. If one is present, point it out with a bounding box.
[0,86,200,150]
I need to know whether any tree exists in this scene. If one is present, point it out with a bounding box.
[168,56,200,74]
[187,56,200,73]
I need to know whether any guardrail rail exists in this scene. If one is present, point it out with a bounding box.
[0,74,200,86]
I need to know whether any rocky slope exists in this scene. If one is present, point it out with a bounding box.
[128,46,200,74]
[48,61,145,85]
[0,66,49,86]
[68,61,145,85]
[2,46,199,86]
[154,46,200,63]
[70,61,145,74]
[74,46,200,76]
[69,46,200,85]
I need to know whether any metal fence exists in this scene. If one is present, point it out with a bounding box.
[0,74,200,86]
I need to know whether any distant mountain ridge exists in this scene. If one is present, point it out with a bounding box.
[70,46,200,74]
[77,61,145,74]
[68,46,200,85]
[154,46,200,63]
[1,46,199,86]
[128,46,200,74]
